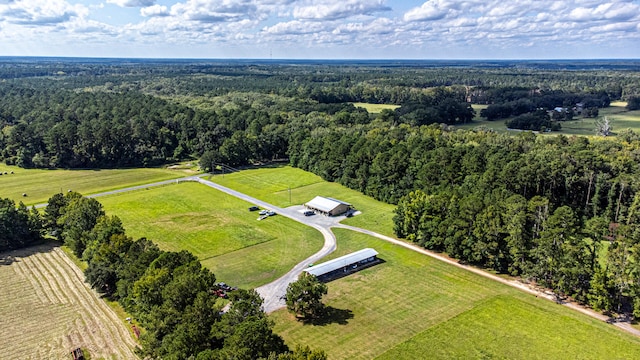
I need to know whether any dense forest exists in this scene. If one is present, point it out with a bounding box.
[3,59,640,326]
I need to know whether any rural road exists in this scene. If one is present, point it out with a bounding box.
[33,175,206,209]
[33,174,338,312]
[195,177,339,313]
[35,174,640,337]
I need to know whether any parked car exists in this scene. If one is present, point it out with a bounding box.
[304,210,315,216]
[248,206,259,211]
[267,211,276,216]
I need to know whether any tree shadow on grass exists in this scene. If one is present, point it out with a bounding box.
[304,306,354,326]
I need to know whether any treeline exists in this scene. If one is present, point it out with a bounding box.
[289,123,640,314]
[480,89,608,119]
[0,198,42,252]
[3,60,639,100]
[0,192,324,359]
[2,61,640,170]
[0,80,477,169]
[0,85,302,168]
[477,88,611,131]
[504,110,560,132]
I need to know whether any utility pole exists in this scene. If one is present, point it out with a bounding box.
[288,186,291,204]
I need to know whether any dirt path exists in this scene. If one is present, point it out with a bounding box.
[0,244,138,359]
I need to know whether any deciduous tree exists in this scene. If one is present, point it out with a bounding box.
[286,272,328,320]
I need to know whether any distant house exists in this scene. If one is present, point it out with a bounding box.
[304,196,352,216]
[304,248,379,281]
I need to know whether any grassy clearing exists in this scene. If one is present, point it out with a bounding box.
[471,104,488,121]
[0,163,196,206]
[378,295,640,359]
[352,102,400,114]
[100,182,324,288]
[459,102,640,137]
[271,229,640,359]
[204,165,324,207]
[208,165,396,237]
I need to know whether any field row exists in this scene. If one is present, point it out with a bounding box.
[0,244,138,359]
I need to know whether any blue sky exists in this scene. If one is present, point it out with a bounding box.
[0,0,639,59]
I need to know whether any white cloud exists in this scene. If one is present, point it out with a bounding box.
[1,0,640,59]
[293,0,391,21]
[262,20,328,35]
[404,0,455,22]
[569,2,640,22]
[332,17,395,36]
[0,0,87,26]
[107,0,156,7]
[170,0,258,23]
[68,18,119,36]
[141,4,168,17]
[591,21,637,33]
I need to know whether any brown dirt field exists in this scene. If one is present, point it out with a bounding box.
[0,243,139,359]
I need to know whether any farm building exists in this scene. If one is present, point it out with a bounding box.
[304,196,352,216]
[303,248,379,281]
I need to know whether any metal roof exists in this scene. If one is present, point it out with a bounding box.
[304,248,378,277]
[305,196,351,213]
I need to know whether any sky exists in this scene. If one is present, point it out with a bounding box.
[0,0,639,59]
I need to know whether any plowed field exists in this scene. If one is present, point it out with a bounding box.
[0,244,138,359]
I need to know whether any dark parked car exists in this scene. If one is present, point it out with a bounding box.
[249,206,259,211]
[304,210,315,216]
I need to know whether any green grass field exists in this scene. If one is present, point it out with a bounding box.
[352,103,400,114]
[68,164,640,358]
[0,163,195,205]
[271,229,640,359]
[99,182,324,288]
[461,102,640,137]
[207,166,396,237]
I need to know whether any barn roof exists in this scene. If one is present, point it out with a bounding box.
[305,196,351,213]
[303,248,378,277]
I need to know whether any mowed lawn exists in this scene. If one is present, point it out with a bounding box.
[100,182,323,288]
[208,165,397,237]
[0,163,192,206]
[208,166,640,357]
[271,229,640,359]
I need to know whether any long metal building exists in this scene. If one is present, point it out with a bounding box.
[303,248,379,281]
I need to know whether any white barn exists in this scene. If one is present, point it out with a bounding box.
[305,196,352,216]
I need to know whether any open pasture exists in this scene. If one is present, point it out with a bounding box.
[209,165,397,237]
[460,102,640,137]
[352,102,400,114]
[99,181,324,288]
[272,229,640,359]
[0,163,191,206]
[0,244,138,359]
